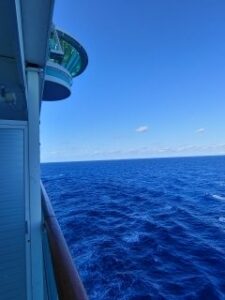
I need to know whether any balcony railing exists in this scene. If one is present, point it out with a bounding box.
[41,182,88,300]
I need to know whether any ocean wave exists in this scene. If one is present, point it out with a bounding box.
[41,156,225,299]
[218,216,225,223]
[211,194,225,201]
[122,232,140,243]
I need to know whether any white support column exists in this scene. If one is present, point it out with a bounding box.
[26,68,44,300]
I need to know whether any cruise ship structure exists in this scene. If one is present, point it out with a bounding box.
[0,1,88,299]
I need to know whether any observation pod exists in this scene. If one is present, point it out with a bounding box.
[43,29,88,101]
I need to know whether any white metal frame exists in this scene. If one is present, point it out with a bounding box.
[26,67,44,300]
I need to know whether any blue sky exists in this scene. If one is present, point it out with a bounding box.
[41,0,225,162]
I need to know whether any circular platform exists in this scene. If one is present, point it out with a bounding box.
[43,29,88,101]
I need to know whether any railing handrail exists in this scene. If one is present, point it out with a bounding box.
[41,182,88,300]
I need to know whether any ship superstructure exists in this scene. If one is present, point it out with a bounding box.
[0,1,88,299]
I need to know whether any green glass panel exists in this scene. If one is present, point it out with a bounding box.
[48,31,84,78]
[59,39,82,77]
[49,31,62,52]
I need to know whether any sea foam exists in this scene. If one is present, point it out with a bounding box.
[212,194,225,201]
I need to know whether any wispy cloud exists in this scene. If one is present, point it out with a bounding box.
[41,143,225,162]
[135,125,149,133]
[88,144,225,159]
[195,128,205,134]
[41,139,225,162]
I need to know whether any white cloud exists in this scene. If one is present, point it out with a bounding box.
[87,144,225,158]
[195,128,205,133]
[135,125,149,133]
[41,141,225,162]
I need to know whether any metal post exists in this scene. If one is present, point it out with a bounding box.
[26,67,44,300]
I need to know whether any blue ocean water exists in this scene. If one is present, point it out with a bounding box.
[41,156,225,300]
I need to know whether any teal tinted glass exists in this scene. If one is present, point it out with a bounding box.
[48,30,85,78]
[49,30,62,52]
[60,39,82,77]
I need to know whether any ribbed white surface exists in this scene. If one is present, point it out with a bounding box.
[0,129,26,299]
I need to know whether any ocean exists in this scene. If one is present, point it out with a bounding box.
[41,156,225,300]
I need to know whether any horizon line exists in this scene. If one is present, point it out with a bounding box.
[41,153,225,164]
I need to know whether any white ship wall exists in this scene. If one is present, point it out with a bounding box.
[0,123,28,299]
